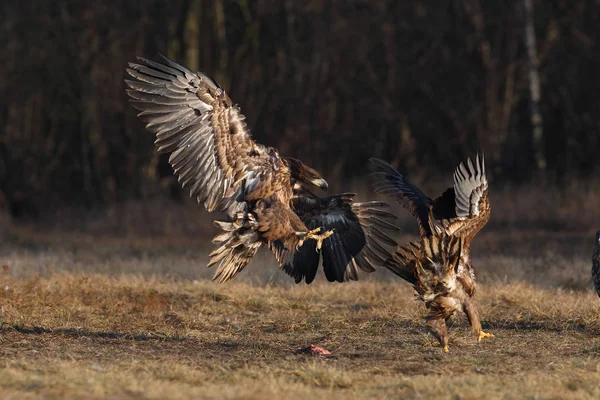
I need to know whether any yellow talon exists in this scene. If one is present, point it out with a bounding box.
[307,227,322,235]
[478,330,494,342]
[443,345,449,353]
[296,228,334,251]
[314,229,334,251]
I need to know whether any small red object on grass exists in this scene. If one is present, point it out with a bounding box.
[295,344,332,356]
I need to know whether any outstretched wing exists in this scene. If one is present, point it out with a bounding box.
[271,190,400,284]
[430,153,490,239]
[370,158,433,237]
[125,55,287,213]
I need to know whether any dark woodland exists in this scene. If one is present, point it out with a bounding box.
[1,0,599,217]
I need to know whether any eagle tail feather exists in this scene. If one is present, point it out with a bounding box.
[208,213,262,283]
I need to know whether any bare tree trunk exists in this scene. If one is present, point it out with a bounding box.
[185,0,201,72]
[524,0,546,174]
[213,0,229,87]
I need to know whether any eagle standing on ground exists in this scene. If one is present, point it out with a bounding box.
[593,230,600,296]
[371,154,493,352]
[125,55,399,283]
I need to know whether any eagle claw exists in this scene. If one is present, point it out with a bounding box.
[477,330,494,342]
[312,229,334,251]
[295,228,335,251]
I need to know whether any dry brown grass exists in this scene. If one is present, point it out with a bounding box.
[1,181,599,399]
[1,273,600,400]
[1,223,600,400]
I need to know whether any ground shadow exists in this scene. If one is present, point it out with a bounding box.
[0,323,191,342]
[486,319,593,334]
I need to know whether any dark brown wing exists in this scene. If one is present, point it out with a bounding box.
[125,55,289,213]
[370,158,433,237]
[430,154,490,239]
[271,190,399,284]
[383,241,421,286]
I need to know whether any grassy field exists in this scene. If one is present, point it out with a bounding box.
[0,186,599,399]
[1,273,600,399]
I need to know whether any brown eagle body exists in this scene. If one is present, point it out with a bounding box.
[593,230,600,296]
[125,55,399,283]
[371,154,492,352]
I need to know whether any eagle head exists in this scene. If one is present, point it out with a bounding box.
[285,157,328,191]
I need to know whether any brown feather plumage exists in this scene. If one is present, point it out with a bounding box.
[372,154,492,351]
[126,55,399,283]
[127,56,293,213]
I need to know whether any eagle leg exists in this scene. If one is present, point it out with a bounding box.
[463,298,494,343]
[295,227,321,250]
[426,317,449,353]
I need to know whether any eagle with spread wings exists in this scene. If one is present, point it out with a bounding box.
[593,230,600,296]
[371,154,492,352]
[125,55,399,283]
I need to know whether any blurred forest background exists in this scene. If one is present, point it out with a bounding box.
[1,0,599,229]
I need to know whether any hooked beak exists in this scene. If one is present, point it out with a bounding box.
[312,178,328,191]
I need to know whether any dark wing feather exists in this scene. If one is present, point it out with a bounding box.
[383,241,420,285]
[431,188,458,221]
[273,190,400,283]
[126,55,286,213]
[370,158,433,237]
[273,239,321,284]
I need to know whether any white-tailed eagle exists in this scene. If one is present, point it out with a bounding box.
[371,154,492,351]
[125,55,399,283]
